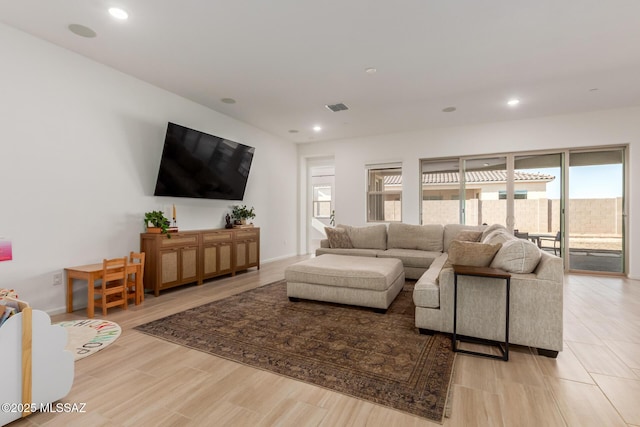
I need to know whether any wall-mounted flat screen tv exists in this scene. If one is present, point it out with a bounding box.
[153,122,255,200]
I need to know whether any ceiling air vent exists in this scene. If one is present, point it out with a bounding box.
[325,103,349,112]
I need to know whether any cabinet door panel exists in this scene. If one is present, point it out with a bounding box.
[182,247,198,281]
[248,241,258,265]
[160,250,179,285]
[203,245,217,275]
[219,244,232,272]
[236,242,247,268]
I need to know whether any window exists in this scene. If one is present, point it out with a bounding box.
[312,184,332,218]
[367,165,402,222]
[499,190,528,200]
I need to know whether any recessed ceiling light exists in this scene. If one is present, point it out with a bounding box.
[507,99,520,106]
[220,98,236,104]
[313,125,322,132]
[68,24,97,38]
[442,106,456,113]
[365,67,377,74]
[109,7,129,20]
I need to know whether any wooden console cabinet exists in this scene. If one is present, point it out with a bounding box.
[140,227,260,296]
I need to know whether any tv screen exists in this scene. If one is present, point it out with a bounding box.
[153,122,255,200]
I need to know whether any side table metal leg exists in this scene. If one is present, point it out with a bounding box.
[452,273,458,352]
[504,277,510,361]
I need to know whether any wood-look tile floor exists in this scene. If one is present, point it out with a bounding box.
[12,256,640,426]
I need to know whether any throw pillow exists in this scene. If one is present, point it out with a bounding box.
[481,223,507,242]
[483,230,514,246]
[445,240,502,268]
[454,230,483,242]
[324,227,353,249]
[491,239,541,273]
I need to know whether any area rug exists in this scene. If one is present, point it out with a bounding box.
[55,319,121,361]
[134,280,455,422]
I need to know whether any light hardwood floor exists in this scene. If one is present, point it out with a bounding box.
[13,256,640,426]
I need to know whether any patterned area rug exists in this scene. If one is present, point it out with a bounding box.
[134,280,455,422]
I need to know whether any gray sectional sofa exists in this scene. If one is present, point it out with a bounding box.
[317,223,564,357]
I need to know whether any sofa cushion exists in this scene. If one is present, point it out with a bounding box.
[315,248,381,257]
[443,224,485,251]
[337,224,387,250]
[377,248,440,269]
[455,230,482,242]
[491,239,542,273]
[387,223,444,252]
[285,254,403,291]
[445,240,502,268]
[324,227,353,249]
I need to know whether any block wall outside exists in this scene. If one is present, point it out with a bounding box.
[422,200,460,224]
[384,201,402,222]
[420,197,623,236]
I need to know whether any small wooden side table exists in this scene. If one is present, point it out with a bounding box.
[452,264,511,361]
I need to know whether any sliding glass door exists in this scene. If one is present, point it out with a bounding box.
[420,146,627,275]
[462,156,507,226]
[567,149,625,273]
[421,159,461,225]
[513,153,563,256]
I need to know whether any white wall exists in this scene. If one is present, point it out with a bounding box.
[0,24,298,313]
[298,107,640,279]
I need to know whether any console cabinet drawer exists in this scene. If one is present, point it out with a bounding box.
[202,231,233,243]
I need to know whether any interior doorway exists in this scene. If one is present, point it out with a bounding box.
[307,160,335,254]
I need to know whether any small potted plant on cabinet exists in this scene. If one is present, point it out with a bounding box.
[231,205,256,226]
[144,211,171,237]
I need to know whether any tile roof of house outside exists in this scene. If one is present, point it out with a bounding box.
[384,171,555,185]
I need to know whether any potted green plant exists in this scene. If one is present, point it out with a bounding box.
[144,211,171,237]
[231,205,256,225]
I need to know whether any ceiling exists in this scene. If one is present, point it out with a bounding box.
[2,0,640,143]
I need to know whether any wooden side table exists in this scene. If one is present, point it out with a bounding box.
[452,264,511,361]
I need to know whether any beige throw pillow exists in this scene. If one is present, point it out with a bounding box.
[445,240,502,268]
[483,230,514,246]
[491,239,541,273]
[325,227,353,249]
[481,223,507,242]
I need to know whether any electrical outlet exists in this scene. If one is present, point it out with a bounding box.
[53,272,62,286]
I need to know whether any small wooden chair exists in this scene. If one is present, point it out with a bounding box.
[126,251,145,305]
[94,257,128,316]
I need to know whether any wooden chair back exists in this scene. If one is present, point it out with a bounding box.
[127,252,146,305]
[94,257,128,316]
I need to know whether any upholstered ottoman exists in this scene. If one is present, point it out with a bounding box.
[284,254,405,312]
